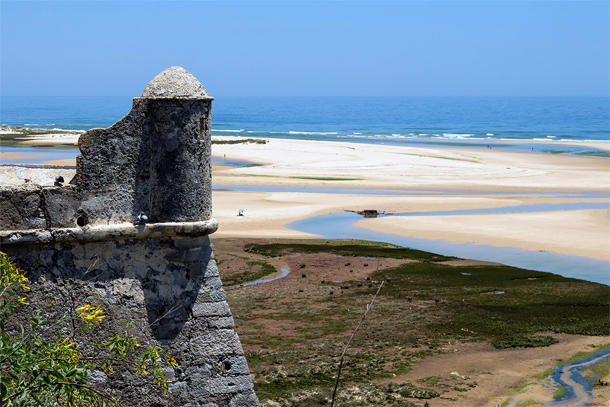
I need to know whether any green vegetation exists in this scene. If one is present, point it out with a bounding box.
[564,343,610,364]
[584,358,610,382]
[492,335,559,349]
[245,240,454,261]
[221,239,609,406]
[223,260,277,286]
[553,385,568,399]
[576,151,610,158]
[0,139,79,150]
[0,253,173,406]
[371,261,609,344]
[0,128,81,149]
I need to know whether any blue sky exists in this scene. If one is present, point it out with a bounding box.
[1,1,608,97]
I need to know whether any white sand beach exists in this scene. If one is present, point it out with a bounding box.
[3,134,608,262]
[3,132,609,406]
[210,137,610,262]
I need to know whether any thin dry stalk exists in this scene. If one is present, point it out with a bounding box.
[330,280,385,407]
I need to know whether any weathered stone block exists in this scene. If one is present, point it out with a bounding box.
[0,187,46,230]
[190,330,244,358]
[195,285,227,303]
[208,316,235,329]
[189,375,254,399]
[168,380,188,395]
[208,376,254,395]
[222,356,251,376]
[185,365,212,377]
[230,391,261,407]
[192,301,232,318]
[0,66,259,406]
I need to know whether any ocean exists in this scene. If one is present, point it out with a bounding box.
[2,96,608,283]
[1,96,608,153]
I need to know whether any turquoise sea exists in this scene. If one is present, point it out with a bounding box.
[1,96,608,153]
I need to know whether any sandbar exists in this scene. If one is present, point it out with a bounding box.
[210,137,609,264]
[3,133,608,264]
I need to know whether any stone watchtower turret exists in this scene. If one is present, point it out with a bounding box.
[0,67,260,406]
[76,66,214,225]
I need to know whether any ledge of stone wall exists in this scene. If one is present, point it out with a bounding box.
[0,219,218,245]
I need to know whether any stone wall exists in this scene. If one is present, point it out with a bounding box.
[76,97,212,225]
[0,67,260,406]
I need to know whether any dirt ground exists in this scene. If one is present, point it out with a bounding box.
[213,238,610,407]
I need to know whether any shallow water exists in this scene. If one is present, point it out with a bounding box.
[224,267,291,290]
[388,202,609,217]
[212,157,260,167]
[3,146,607,284]
[0,146,257,167]
[0,146,78,164]
[544,347,610,406]
[287,211,610,285]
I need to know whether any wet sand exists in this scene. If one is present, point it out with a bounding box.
[3,133,608,263]
[210,137,609,264]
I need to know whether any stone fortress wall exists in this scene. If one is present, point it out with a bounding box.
[0,67,260,407]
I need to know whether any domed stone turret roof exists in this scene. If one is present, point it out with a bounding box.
[141,66,213,100]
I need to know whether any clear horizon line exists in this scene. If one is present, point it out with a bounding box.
[2,94,609,98]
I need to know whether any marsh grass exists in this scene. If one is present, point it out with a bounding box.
[563,343,610,364]
[583,358,610,382]
[245,240,453,261]
[220,239,609,406]
[0,138,80,149]
[371,261,609,343]
[576,151,610,157]
[223,260,277,286]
